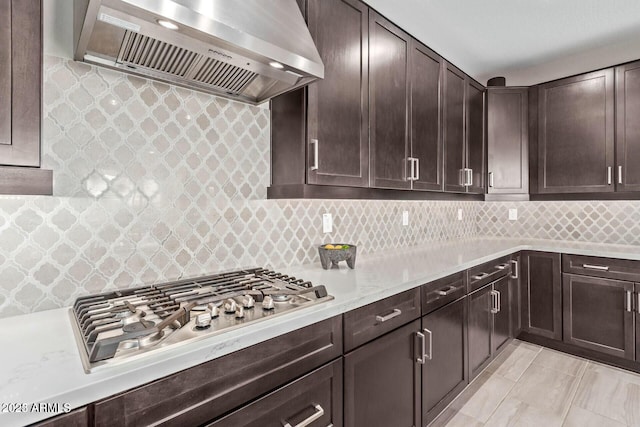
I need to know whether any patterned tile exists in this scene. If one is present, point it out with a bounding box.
[0,56,480,318]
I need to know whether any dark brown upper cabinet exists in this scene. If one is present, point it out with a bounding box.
[369,11,411,190]
[536,68,615,194]
[443,62,485,194]
[616,60,640,192]
[271,0,369,190]
[409,40,443,192]
[487,88,529,195]
[0,0,51,195]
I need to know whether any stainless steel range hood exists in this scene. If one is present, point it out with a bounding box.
[74,0,324,104]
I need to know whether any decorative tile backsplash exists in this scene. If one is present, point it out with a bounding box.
[0,56,479,318]
[477,201,640,245]
[4,56,640,319]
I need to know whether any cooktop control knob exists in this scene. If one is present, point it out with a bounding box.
[262,295,275,310]
[235,306,245,319]
[242,295,255,309]
[224,299,237,314]
[195,312,212,329]
[208,304,219,318]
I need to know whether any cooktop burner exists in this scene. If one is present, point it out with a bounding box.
[69,268,332,372]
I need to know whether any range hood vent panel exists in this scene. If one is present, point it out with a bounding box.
[74,0,324,104]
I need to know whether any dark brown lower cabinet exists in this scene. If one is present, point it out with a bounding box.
[31,408,88,427]
[468,275,511,379]
[521,251,562,340]
[208,359,343,427]
[421,296,468,426]
[510,253,522,337]
[563,274,635,360]
[344,320,421,427]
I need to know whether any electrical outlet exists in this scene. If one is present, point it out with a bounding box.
[509,208,518,221]
[402,210,409,226]
[322,213,333,233]
[457,209,463,221]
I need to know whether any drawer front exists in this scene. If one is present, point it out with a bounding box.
[344,288,421,352]
[467,255,512,293]
[563,254,640,282]
[422,271,466,315]
[94,316,342,427]
[31,408,88,427]
[208,358,343,427]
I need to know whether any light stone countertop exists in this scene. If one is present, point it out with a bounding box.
[3,237,640,426]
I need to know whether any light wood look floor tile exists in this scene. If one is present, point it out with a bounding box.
[563,406,626,427]
[573,363,640,426]
[507,364,582,417]
[455,371,516,422]
[531,348,588,377]
[484,397,564,427]
[486,341,542,382]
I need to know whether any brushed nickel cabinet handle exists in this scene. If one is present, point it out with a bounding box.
[414,158,420,181]
[626,291,632,313]
[582,264,610,271]
[436,285,458,296]
[310,139,319,171]
[497,290,501,313]
[459,169,465,186]
[376,308,402,323]
[490,290,499,314]
[423,328,433,360]
[472,272,489,280]
[607,166,612,185]
[489,171,494,187]
[283,404,324,427]
[408,157,416,181]
[510,260,518,279]
[467,169,473,187]
[619,165,623,184]
[495,263,509,270]
[416,331,426,364]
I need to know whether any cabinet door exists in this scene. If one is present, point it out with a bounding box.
[0,0,41,167]
[306,0,369,187]
[209,359,343,427]
[538,69,614,193]
[492,276,511,354]
[466,79,485,194]
[344,320,420,427]
[637,283,640,362]
[369,11,411,190]
[521,251,562,340]
[615,60,640,192]
[409,39,443,192]
[563,274,634,360]
[421,297,468,426]
[468,285,492,379]
[443,62,466,192]
[487,88,529,194]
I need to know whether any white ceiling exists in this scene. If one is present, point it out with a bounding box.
[363,0,640,86]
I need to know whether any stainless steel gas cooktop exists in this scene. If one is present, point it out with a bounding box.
[69,268,333,372]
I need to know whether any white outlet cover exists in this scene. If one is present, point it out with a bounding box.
[509,208,518,221]
[402,211,409,226]
[322,213,333,233]
[457,209,463,221]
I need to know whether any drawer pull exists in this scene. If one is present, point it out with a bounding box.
[582,264,610,271]
[436,285,458,296]
[495,263,509,270]
[283,404,324,427]
[376,308,402,323]
[472,272,489,280]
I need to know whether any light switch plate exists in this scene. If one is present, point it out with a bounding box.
[457,209,463,221]
[402,211,409,226]
[509,208,518,221]
[322,213,333,233]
